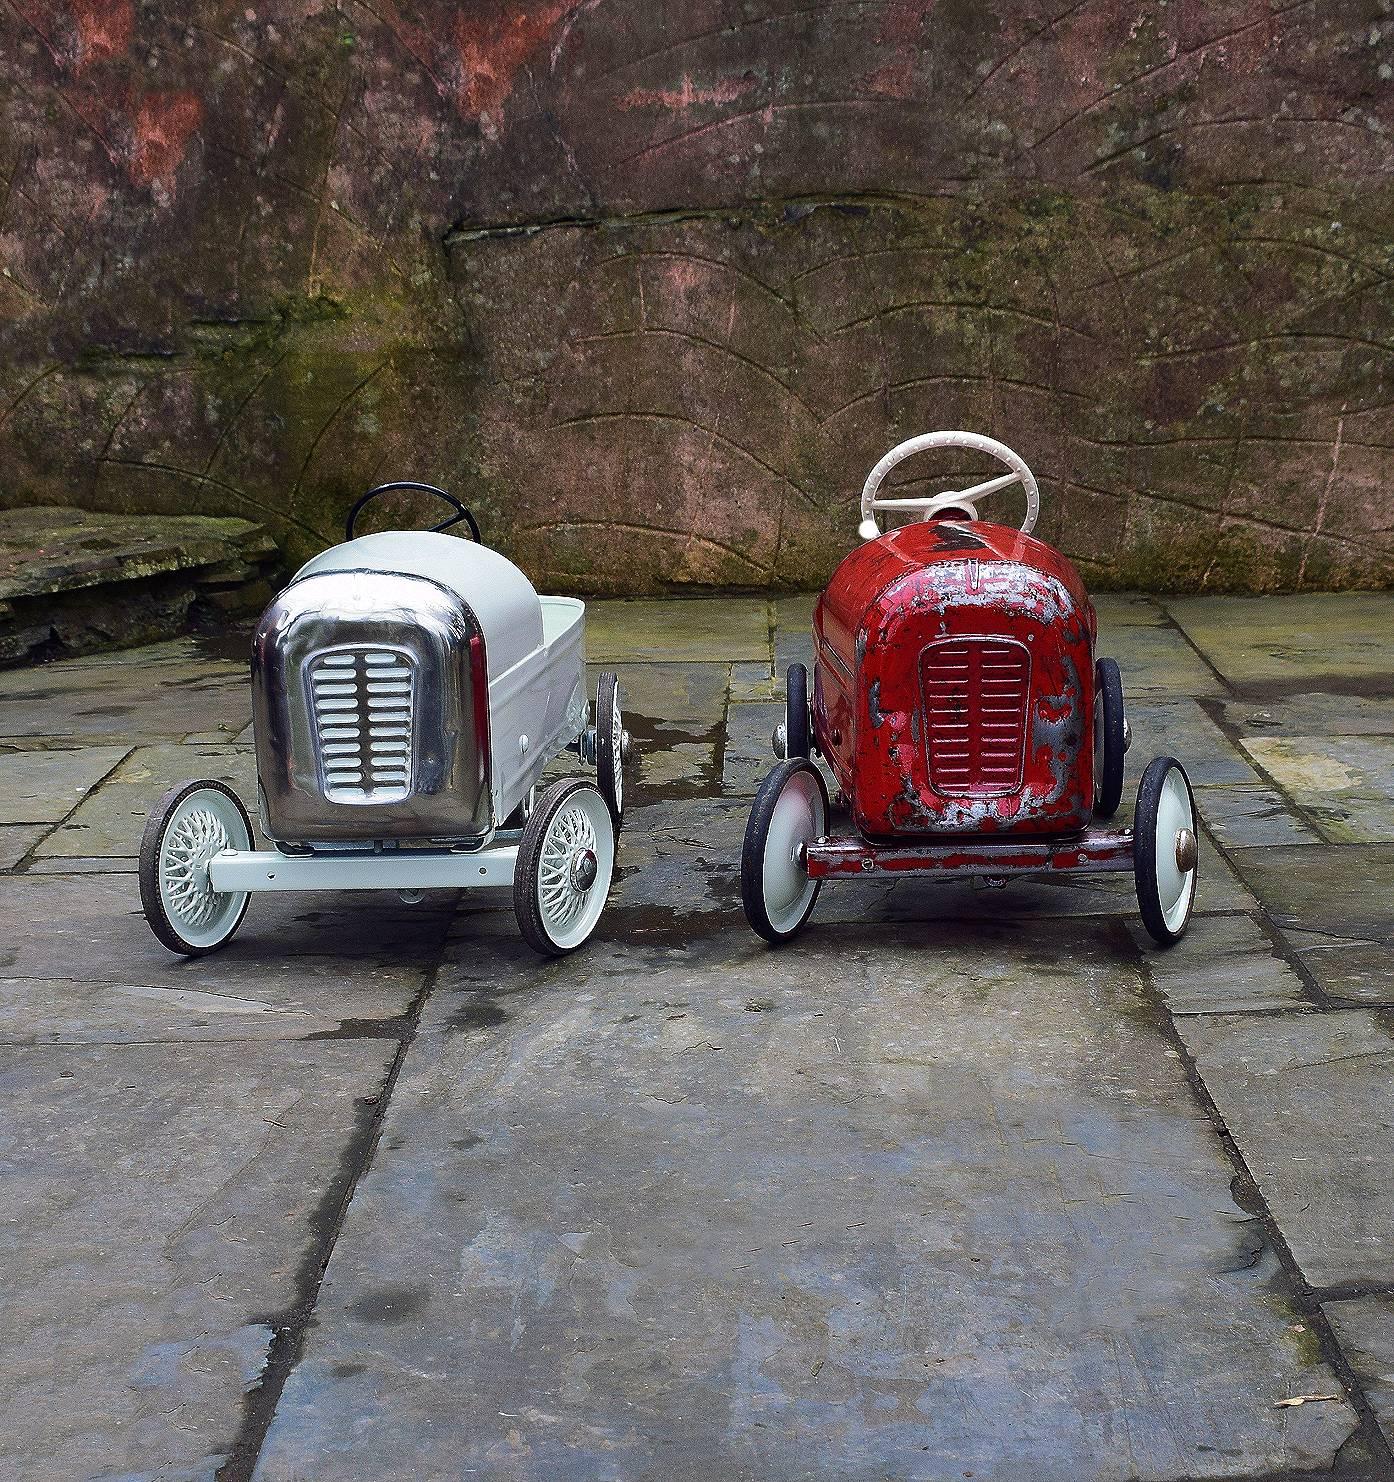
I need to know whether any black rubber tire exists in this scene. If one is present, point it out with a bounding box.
[741,757,827,945]
[513,778,614,957]
[139,779,253,956]
[596,671,625,830]
[1094,657,1126,820]
[1133,756,1199,947]
[785,663,811,759]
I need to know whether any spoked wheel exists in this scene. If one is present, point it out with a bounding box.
[742,757,828,944]
[595,671,628,829]
[514,779,616,955]
[1134,757,1199,946]
[139,780,253,956]
[1094,657,1126,819]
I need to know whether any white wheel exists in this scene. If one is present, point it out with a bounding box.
[139,781,252,955]
[741,758,827,943]
[514,779,615,954]
[1134,757,1199,946]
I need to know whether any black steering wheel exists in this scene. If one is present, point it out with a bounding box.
[344,482,482,543]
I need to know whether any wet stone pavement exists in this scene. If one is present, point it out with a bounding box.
[1,593,1393,1482]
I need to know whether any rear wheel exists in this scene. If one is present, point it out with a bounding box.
[1134,757,1198,946]
[139,780,252,956]
[514,779,615,955]
[741,758,827,944]
[784,663,812,759]
[595,671,627,829]
[1094,657,1126,820]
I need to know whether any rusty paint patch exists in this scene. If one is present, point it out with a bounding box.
[69,0,134,71]
[453,2,572,134]
[129,90,202,190]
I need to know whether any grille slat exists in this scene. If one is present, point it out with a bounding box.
[921,640,1030,798]
[309,648,415,803]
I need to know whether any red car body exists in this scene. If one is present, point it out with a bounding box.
[812,519,1098,840]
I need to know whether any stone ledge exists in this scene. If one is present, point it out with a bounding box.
[0,507,281,667]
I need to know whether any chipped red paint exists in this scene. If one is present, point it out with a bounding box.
[804,828,1134,880]
[128,90,202,187]
[812,518,1097,839]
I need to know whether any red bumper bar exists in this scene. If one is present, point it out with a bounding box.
[803,827,1135,880]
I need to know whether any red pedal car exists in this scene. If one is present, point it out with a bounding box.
[742,432,1199,947]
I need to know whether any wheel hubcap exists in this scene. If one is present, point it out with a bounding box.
[762,770,825,934]
[570,847,598,892]
[1154,769,1197,935]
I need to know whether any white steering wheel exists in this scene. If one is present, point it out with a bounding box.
[858,431,1040,541]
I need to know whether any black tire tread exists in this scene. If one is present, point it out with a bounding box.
[785,664,811,759]
[596,671,624,830]
[1094,657,1126,820]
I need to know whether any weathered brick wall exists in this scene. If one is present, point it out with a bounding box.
[3,0,1393,591]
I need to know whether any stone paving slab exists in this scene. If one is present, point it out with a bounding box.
[1093,594,1168,627]
[34,743,257,858]
[1100,620,1225,697]
[1180,1010,1394,1290]
[1324,1296,1394,1451]
[0,872,449,1023]
[0,642,250,744]
[254,929,1356,1481]
[1191,781,1324,849]
[1224,844,1394,1005]
[0,824,47,869]
[23,854,140,874]
[0,975,334,1045]
[0,744,129,823]
[721,700,786,796]
[1128,915,1312,1016]
[772,592,817,677]
[586,599,771,665]
[1124,699,1259,789]
[1238,735,1394,844]
[0,1038,398,1482]
[1222,692,1394,739]
[1165,594,1394,691]
[601,661,728,730]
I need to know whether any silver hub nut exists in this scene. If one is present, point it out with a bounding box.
[570,847,598,892]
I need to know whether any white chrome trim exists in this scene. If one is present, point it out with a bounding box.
[210,846,518,892]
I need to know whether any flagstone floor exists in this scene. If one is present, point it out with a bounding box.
[2,592,1392,1481]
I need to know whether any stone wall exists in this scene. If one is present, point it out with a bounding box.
[3,0,1394,591]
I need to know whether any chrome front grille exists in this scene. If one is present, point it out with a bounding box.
[308,648,415,802]
[921,639,1030,796]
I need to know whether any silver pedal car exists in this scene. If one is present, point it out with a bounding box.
[140,484,631,958]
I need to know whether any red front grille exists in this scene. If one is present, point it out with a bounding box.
[920,639,1030,796]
